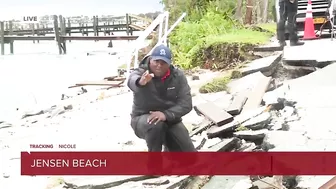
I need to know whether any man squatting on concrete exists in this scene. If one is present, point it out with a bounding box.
[127,44,197,152]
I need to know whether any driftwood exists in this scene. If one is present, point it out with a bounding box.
[63,176,158,189]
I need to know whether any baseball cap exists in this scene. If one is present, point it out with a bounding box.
[150,44,172,65]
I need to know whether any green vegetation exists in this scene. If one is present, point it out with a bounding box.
[199,75,231,93]
[161,0,276,70]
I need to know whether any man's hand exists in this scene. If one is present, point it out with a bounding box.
[147,111,166,125]
[138,70,154,86]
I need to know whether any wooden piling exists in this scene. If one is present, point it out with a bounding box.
[53,15,63,54]
[32,24,35,43]
[93,16,97,42]
[36,23,40,43]
[0,22,4,55]
[96,16,99,39]
[67,19,71,42]
[9,21,14,54]
[129,15,133,36]
[126,13,129,36]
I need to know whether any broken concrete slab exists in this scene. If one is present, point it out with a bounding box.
[234,129,268,141]
[242,74,272,113]
[254,45,284,52]
[242,112,272,130]
[201,138,240,152]
[207,106,267,138]
[226,92,247,115]
[142,177,170,186]
[261,131,308,151]
[283,38,336,63]
[202,176,252,189]
[203,138,222,149]
[206,121,237,138]
[235,140,257,152]
[184,176,210,189]
[189,119,213,137]
[228,72,267,94]
[212,94,233,110]
[240,53,282,77]
[297,176,335,189]
[194,102,233,126]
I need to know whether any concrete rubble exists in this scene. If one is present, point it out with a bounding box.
[1,50,336,189]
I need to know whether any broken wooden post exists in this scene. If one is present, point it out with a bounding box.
[0,22,4,55]
[59,15,67,54]
[53,15,63,54]
[8,21,14,54]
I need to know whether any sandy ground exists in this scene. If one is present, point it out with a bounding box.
[0,67,221,189]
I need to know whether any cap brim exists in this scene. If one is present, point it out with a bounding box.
[151,56,171,65]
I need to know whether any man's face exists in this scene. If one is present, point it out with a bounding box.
[149,58,170,77]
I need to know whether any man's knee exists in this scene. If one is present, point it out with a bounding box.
[132,114,168,139]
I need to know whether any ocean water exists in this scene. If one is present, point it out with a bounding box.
[0,31,148,122]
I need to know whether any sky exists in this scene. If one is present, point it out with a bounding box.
[0,0,164,20]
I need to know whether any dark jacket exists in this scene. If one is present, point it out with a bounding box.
[127,56,192,123]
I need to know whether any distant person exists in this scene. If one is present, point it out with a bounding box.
[127,44,196,152]
[277,0,304,47]
[108,40,113,48]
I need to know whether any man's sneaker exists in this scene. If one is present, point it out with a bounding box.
[290,41,305,46]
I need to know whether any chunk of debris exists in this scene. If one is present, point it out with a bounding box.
[142,178,170,186]
[194,102,233,126]
[189,119,213,137]
[21,110,44,119]
[226,93,248,115]
[206,121,237,138]
[202,176,252,189]
[0,122,12,129]
[242,112,271,130]
[184,176,211,189]
[252,176,286,189]
[207,107,267,138]
[203,137,222,149]
[233,129,267,141]
[201,138,240,152]
[191,135,207,150]
[191,75,200,80]
[235,140,257,152]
